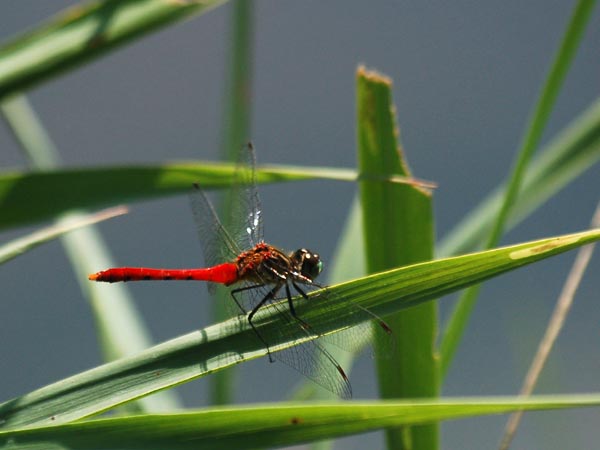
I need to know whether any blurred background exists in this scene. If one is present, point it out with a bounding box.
[1,1,599,448]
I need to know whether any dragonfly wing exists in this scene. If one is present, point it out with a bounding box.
[227,142,264,248]
[192,143,262,271]
[275,338,353,399]
[325,317,395,358]
[299,285,395,358]
[232,278,352,397]
[264,299,352,399]
[237,277,393,397]
[189,186,241,270]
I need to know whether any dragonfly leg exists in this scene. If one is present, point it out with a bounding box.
[285,283,311,331]
[231,283,266,315]
[238,283,283,363]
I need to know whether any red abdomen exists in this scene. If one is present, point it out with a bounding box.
[88,263,238,285]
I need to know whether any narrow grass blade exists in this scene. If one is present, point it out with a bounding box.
[357,66,438,449]
[3,396,600,450]
[440,0,597,375]
[0,206,126,264]
[0,229,597,429]
[438,95,600,257]
[484,0,596,251]
[0,0,228,99]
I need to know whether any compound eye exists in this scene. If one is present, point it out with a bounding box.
[294,248,323,280]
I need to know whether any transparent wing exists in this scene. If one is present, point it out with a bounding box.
[273,327,353,399]
[251,291,353,399]
[189,185,241,269]
[231,272,393,397]
[227,142,264,248]
[188,142,263,269]
[308,285,395,358]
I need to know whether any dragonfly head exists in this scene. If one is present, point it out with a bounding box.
[291,248,323,281]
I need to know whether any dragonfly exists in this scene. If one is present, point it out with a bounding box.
[89,143,391,398]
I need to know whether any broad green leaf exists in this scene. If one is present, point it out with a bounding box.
[2,396,600,449]
[357,66,438,450]
[0,0,228,99]
[0,164,360,231]
[0,228,598,429]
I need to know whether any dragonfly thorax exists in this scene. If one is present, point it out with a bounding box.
[234,244,322,285]
[235,243,291,284]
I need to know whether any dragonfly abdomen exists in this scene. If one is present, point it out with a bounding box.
[88,263,238,284]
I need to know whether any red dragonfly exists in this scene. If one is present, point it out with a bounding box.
[89,144,391,398]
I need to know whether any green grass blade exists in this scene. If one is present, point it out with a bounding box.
[0,164,360,231]
[0,206,126,264]
[440,0,597,376]
[3,396,600,449]
[356,66,438,449]
[438,95,600,257]
[0,0,227,100]
[211,0,255,406]
[220,0,254,163]
[0,228,597,429]
[485,0,595,251]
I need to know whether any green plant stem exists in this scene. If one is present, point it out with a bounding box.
[212,0,255,405]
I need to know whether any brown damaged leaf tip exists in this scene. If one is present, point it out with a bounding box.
[357,64,392,85]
